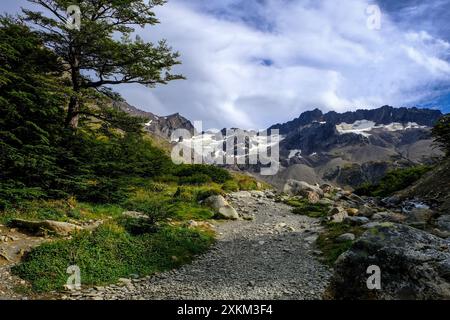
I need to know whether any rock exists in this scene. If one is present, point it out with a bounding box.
[328,223,450,299]
[346,208,359,216]
[436,215,450,233]
[405,208,434,227]
[318,198,334,206]
[204,195,239,220]
[122,211,148,220]
[372,212,406,223]
[336,233,355,242]
[241,214,255,221]
[305,191,320,204]
[118,278,132,285]
[344,216,370,226]
[187,220,198,228]
[357,204,377,217]
[381,195,401,207]
[283,180,324,197]
[264,190,275,199]
[250,191,265,198]
[10,219,82,236]
[329,207,348,223]
[233,191,252,198]
[320,183,333,193]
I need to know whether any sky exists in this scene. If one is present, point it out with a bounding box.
[2,0,450,129]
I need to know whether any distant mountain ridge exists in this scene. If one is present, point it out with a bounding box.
[119,101,445,189]
[114,101,194,140]
[270,105,442,134]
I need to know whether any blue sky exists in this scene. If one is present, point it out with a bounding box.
[2,0,450,128]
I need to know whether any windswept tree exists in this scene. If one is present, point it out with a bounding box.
[23,0,183,128]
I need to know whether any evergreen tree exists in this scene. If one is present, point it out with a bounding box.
[23,0,184,128]
[0,17,68,205]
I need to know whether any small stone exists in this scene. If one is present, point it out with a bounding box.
[336,233,356,242]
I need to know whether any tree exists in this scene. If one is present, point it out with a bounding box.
[23,0,184,128]
[0,17,69,205]
[432,114,450,157]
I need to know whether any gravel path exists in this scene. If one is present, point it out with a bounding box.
[69,191,332,300]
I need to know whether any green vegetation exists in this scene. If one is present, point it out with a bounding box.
[354,165,432,197]
[432,114,450,157]
[284,198,330,218]
[0,14,268,293]
[13,222,214,292]
[316,222,364,266]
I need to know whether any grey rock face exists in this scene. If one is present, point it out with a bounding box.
[329,223,450,300]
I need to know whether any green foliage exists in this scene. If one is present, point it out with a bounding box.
[23,0,183,127]
[354,165,432,197]
[316,222,364,266]
[13,223,214,292]
[432,114,450,156]
[0,18,68,207]
[285,198,330,218]
[174,164,232,184]
[221,180,240,192]
[179,173,213,185]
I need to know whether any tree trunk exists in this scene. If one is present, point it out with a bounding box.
[65,94,79,128]
[66,52,80,129]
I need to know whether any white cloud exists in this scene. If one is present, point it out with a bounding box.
[114,0,450,129]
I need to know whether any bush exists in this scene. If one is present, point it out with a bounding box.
[122,198,170,224]
[222,180,239,192]
[174,164,232,184]
[354,165,432,197]
[179,173,212,185]
[195,187,224,202]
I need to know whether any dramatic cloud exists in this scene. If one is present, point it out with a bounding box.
[4,0,450,127]
[117,0,450,128]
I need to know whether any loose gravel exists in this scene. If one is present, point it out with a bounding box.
[68,191,332,300]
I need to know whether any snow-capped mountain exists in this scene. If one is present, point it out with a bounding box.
[120,101,444,189]
[264,106,443,188]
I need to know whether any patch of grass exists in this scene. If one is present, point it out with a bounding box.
[231,172,270,191]
[166,201,215,221]
[284,198,330,218]
[12,222,215,292]
[0,200,72,224]
[0,199,125,225]
[316,222,365,266]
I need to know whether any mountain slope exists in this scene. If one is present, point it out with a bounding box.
[264,106,443,189]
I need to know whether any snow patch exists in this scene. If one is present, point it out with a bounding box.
[288,149,302,159]
[336,120,427,137]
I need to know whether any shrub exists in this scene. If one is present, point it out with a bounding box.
[354,165,432,197]
[179,173,212,185]
[222,180,239,192]
[174,164,232,184]
[195,187,224,202]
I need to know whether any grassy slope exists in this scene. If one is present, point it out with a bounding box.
[4,174,267,292]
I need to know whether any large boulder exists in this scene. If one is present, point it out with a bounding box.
[283,180,324,198]
[328,223,450,299]
[10,219,83,236]
[204,195,239,220]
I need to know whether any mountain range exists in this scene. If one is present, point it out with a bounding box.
[119,102,444,190]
